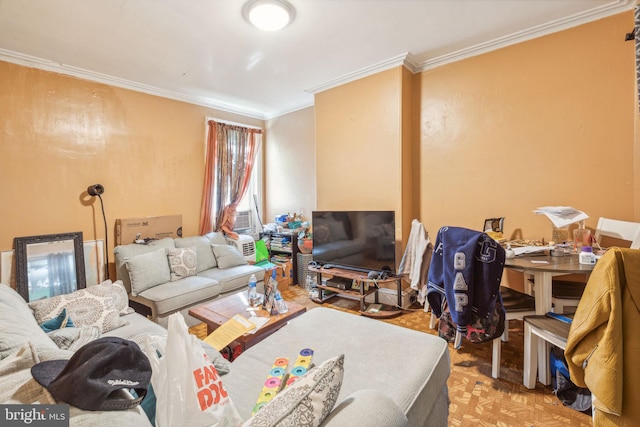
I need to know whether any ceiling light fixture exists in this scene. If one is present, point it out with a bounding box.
[244,0,294,32]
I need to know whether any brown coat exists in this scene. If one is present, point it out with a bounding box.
[565,248,640,426]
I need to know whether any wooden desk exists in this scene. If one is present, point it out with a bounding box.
[505,254,594,385]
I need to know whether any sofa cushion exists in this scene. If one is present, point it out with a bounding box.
[0,283,60,360]
[243,354,344,427]
[134,276,221,317]
[204,231,228,245]
[126,249,172,296]
[212,244,247,269]
[199,264,265,294]
[29,287,127,334]
[167,247,198,281]
[113,238,176,293]
[175,236,217,272]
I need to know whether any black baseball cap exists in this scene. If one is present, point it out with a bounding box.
[31,337,151,411]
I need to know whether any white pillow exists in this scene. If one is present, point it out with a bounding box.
[212,244,248,269]
[125,249,171,295]
[244,354,344,427]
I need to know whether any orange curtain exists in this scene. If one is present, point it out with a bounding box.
[198,120,262,238]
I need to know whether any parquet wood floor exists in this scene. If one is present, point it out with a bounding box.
[190,285,592,426]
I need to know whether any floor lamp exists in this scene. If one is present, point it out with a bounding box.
[87,184,110,280]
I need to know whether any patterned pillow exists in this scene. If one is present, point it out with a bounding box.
[243,354,344,427]
[28,288,127,333]
[167,247,198,281]
[87,279,134,316]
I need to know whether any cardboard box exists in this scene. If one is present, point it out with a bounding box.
[274,260,292,290]
[116,215,182,245]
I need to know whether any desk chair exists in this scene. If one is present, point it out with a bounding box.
[491,286,536,379]
[431,286,536,379]
[551,217,640,314]
[523,314,570,388]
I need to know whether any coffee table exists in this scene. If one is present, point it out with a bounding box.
[188,292,306,351]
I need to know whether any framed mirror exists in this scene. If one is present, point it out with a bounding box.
[14,232,86,302]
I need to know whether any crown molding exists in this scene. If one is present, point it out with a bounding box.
[305,52,417,95]
[0,49,269,120]
[306,0,634,94]
[2,0,634,119]
[417,0,635,72]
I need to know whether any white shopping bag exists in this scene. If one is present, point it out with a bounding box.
[145,313,243,427]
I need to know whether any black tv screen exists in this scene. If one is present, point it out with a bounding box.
[311,210,396,274]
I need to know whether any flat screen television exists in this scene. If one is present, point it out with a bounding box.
[311,210,396,274]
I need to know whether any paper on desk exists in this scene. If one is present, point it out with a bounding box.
[513,245,552,256]
[203,314,255,351]
[246,316,270,334]
[533,206,589,228]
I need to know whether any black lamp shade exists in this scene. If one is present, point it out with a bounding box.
[88,184,105,196]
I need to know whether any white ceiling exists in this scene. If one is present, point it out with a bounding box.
[0,0,634,119]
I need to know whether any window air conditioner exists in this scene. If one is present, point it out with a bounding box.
[226,234,256,262]
[234,210,253,232]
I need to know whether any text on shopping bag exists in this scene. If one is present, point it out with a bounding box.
[193,363,230,411]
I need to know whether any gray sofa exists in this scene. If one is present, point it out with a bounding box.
[0,282,450,426]
[113,232,266,327]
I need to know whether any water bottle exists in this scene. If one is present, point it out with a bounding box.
[248,273,258,306]
[274,290,288,314]
[305,274,312,291]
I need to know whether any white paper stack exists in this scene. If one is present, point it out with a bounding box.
[533,206,589,228]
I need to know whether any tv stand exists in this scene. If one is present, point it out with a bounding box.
[308,265,403,318]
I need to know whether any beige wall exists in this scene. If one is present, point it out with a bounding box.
[0,62,263,275]
[264,106,316,223]
[418,12,636,240]
[315,68,406,211]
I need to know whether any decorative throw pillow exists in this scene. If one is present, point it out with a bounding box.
[125,249,171,296]
[87,279,134,316]
[166,247,198,281]
[243,354,344,427]
[39,308,75,333]
[29,288,127,334]
[212,244,248,269]
[175,236,218,272]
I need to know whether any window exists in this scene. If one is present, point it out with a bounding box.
[204,118,263,232]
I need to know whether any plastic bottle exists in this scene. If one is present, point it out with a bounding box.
[248,273,258,306]
[274,290,288,314]
[305,274,312,291]
[579,246,596,265]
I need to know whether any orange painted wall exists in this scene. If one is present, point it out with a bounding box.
[0,62,263,274]
[417,12,636,240]
[315,68,404,209]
